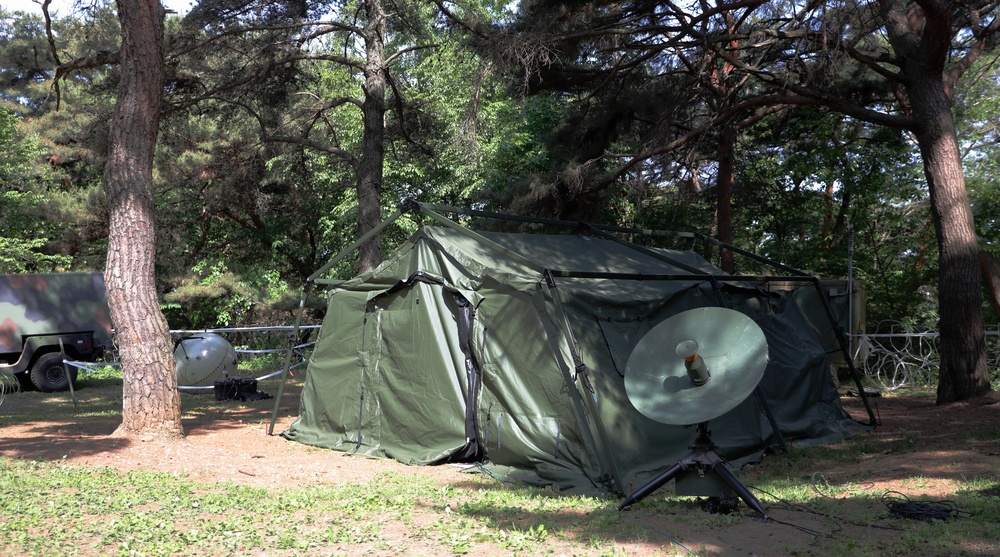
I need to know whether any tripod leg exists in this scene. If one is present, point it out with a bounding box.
[711,461,768,518]
[618,462,685,511]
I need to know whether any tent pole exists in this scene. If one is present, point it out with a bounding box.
[417,205,547,272]
[309,206,409,283]
[418,203,819,283]
[697,233,811,277]
[267,204,411,435]
[419,203,625,494]
[59,338,78,410]
[808,277,877,426]
[267,292,308,436]
[581,224,709,276]
[543,270,625,496]
[420,202,700,242]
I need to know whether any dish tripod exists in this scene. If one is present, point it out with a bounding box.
[617,422,768,518]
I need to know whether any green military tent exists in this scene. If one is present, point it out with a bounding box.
[279,205,871,496]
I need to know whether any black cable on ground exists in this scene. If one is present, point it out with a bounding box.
[812,473,972,523]
[881,491,972,521]
[750,484,906,532]
[762,515,826,537]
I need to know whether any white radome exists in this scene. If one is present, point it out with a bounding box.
[174,333,237,387]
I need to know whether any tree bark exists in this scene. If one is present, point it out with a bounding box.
[104,0,183,438]
[881,0,992,403]
[356,0,387,274]
[917,104,990,403]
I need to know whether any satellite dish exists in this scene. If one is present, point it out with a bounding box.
[625,307,768,425]
[174,333,238,387]
[619,307,771,516]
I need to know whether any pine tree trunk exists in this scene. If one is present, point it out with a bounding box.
[909,77,991,404]
[881,0,992,403]
[104,0,182,438]
[357,0,386,274]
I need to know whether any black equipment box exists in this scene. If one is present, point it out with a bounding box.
[214,377,259,401]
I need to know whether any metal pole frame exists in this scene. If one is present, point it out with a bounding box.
[267,200,876,467]
[424,202,877,427]
[267,206,410,435]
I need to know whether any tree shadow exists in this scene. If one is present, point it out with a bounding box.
[0,375,302,460]
[420,470,998,556]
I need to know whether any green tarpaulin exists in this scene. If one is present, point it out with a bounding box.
[283,225,867,495]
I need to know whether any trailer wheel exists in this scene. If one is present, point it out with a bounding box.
[30,352,77,392]
[14,371,34,391]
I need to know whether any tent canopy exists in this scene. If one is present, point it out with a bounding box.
[282,209,869,496]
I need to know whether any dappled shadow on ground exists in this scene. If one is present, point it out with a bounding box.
[405,391,1000,556]
[2,382,999,555]
[0,376,302,473]
[0,417,127,461]
[827,391,1000,486]
[1,378,127,461]
[421,468,999,556]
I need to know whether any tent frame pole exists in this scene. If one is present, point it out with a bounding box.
[543,269,626,495]
[421,203,876,427]
[271,199,874,474]
[416,205,546,271]
[417,204,627,495]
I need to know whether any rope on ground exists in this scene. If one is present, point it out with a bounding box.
[466,462,504,482]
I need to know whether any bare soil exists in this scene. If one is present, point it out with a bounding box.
[2,378,999,556]
[0,378,465,489]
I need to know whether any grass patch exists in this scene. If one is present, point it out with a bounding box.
[2,450,996,557]
[735,433,1000,557]
[0,459,662,557]
[3,384,998,557]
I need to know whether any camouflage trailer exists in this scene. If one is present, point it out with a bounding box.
[0,273,113,391]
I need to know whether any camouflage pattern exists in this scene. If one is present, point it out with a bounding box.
[0,273,113,371]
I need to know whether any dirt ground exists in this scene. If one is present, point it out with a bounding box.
[0,378,468,489]
[2,378,999,556]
